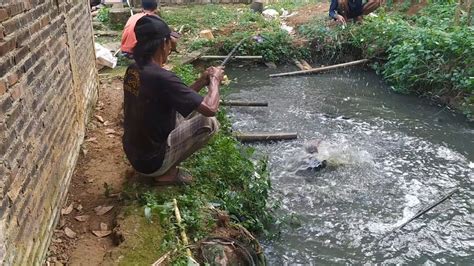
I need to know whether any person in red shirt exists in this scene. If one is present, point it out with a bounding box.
[121,0,159,56]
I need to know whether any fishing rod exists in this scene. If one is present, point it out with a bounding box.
[378,187,459,243]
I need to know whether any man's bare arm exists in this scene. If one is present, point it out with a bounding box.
[196,76,220,117]
[189,75,208,92]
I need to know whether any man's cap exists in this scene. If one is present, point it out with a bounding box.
[141,0,158,10]
[135,15,180,43]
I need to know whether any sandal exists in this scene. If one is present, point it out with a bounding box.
[154,167,193,186]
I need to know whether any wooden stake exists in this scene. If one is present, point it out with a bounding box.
[221,100,268,107]
[233,132,297,142]
[173,199,192,257]
[270,59,369,78]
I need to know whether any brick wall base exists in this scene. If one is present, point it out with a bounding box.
[0,0,98,264]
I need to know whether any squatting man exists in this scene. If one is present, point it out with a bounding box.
[122,15,225,185]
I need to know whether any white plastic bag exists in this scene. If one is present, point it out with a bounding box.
[95,42,117,69]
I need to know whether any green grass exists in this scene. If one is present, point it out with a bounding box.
[162,4,311,62]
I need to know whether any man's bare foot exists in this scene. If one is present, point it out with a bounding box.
[154,166,193,185]
[154,166,179,182]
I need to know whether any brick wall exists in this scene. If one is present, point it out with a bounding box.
[0,0,98,265]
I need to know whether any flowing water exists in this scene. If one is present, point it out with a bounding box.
[225,65,474,264]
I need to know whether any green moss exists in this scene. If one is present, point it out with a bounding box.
[105,205,166,265]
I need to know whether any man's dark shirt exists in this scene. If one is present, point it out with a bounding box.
[122,62,203,174]
[329,0,364,19]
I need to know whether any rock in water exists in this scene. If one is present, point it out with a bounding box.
[307,158,327,171]
[304,139,321,154]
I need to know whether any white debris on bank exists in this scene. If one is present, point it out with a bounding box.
[261,8,295,34]
[95,43,117,69]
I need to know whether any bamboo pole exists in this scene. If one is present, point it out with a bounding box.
[220,100,268,107]
[173,199,192,257]
[200,55,263,60]
[269,59,369,78]
[292,59,305,70]
[300,60,312,70]
[233,132,298,142]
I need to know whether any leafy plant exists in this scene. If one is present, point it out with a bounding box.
[97,7,110,23]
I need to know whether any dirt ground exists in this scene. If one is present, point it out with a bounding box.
[285,2,329,27]
[46,74,129,265]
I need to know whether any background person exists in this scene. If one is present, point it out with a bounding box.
[329,0,380,24]
[121,0,159,56]
[122,15,225,185]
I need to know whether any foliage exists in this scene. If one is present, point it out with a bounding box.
[219,29,310,63]
[298,2,474,117]
[264,0,321,12]
[161,4,240,34]
[97,7,110,23]
[173,64,200,85]
[161,4,310,62]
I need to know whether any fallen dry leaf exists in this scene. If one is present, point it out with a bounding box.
[92,230,112,238]
[64,227,77,239]
[100,223,108,231]
[85,137,98,143]
[94,205,114,216]
[105,128,117,135]
[61,203,74,215]
[94,115,105,123]
[103,121,112,126]
[74,215,89,222]
[76,204,83,211]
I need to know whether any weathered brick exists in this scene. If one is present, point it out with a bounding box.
[0,79,6,96]
[11,84,24,101]
[2,17,19,36]
[6,72,20,87]
[0,95,13,115]
[13,46,29,65]
[7,3,24,17]
[0,8,8,23]
[0,35,16,56]
[0,26,5,41]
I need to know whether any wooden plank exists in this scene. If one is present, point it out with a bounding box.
[178,47,210,65]
[270,59,370,78]
[221,100,268,107]
[233,132,297,142]
[200,55,263,60]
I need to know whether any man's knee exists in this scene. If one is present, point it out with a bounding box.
[205,116,219,135]
[194,116,219,137]
[370,0,381,8]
